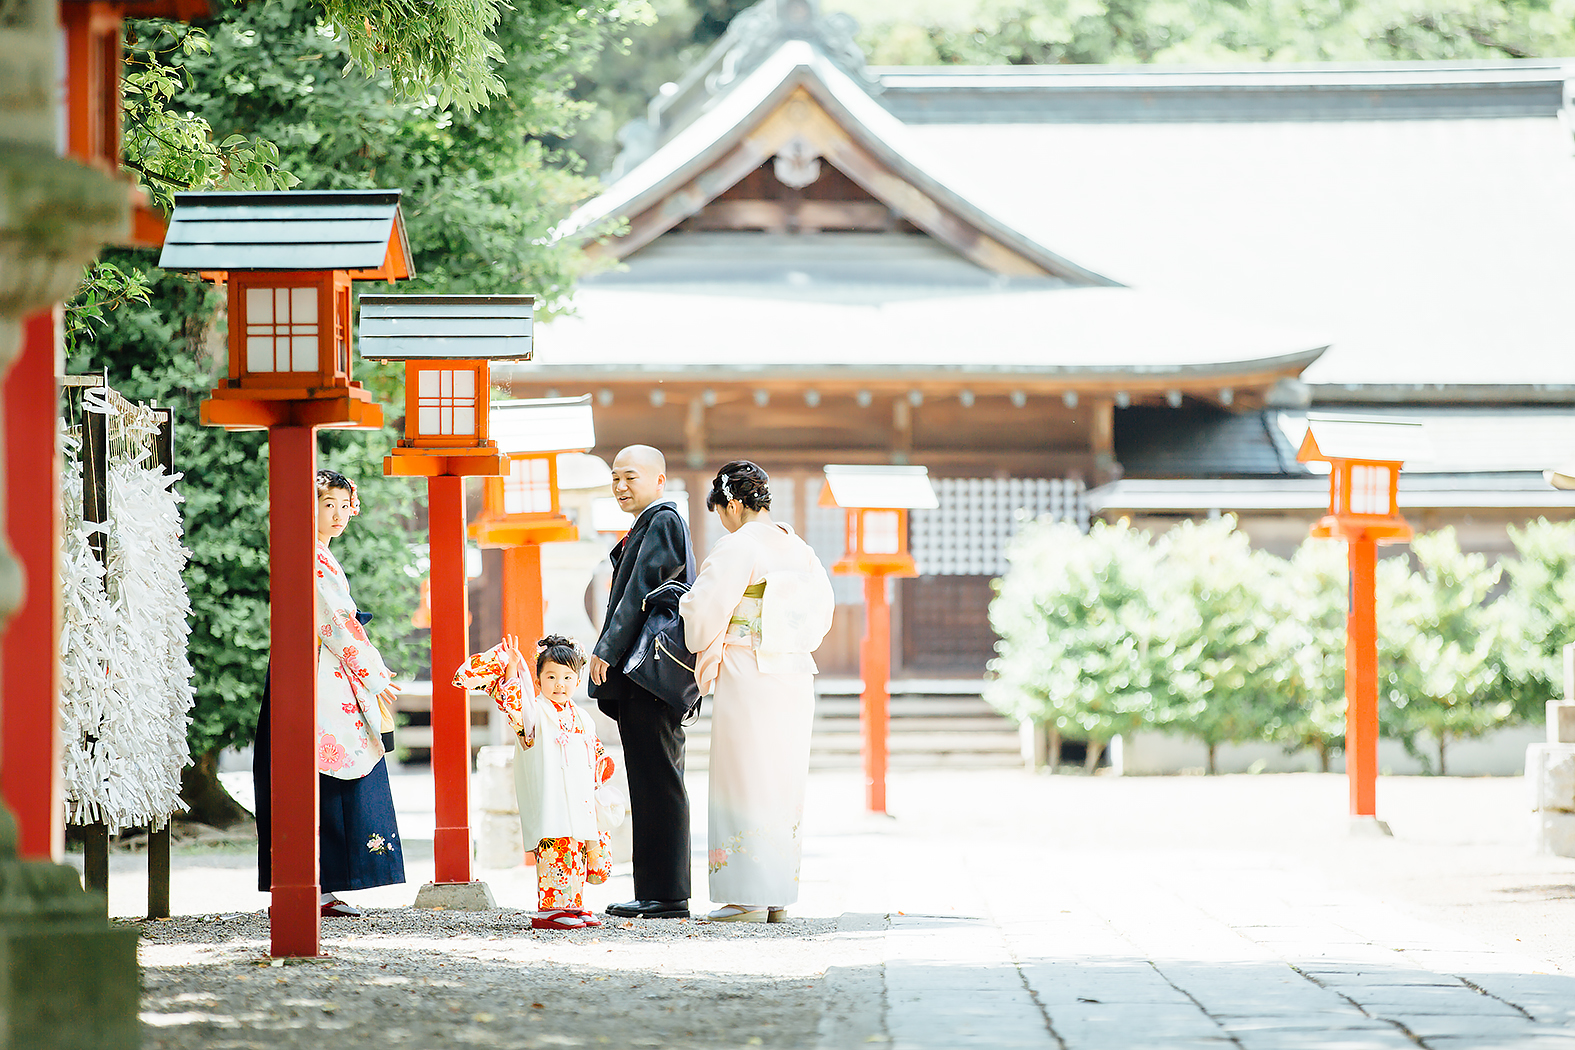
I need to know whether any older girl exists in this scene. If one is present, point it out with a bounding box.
[254,469,405,917]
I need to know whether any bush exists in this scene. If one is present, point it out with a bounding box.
[1153,518,1287,774]
[986,518,1170,769]
[987,516,1549,774]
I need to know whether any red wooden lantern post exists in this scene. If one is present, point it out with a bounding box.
[470,397,596,688]
[822,465,938,814]
[359,295,535,905]
[2,0,200,867]
[1297,415,1425,835]
[159,190,413,956]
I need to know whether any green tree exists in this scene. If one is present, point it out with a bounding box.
[1153,517,1285,774]
[139,0,619,302]
[987,518,1169,770]
[1498,519,1575,719]
[1377,529,1511,774]
[68,0,634,824]
[564,0,749,175]
[1264,539,1348,771]
[850,0,1575,66]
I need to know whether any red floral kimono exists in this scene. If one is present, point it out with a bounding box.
[456,644,614,911]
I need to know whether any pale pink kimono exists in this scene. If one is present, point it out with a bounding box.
[681,520,834,907]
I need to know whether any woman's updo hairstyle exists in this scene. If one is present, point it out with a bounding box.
[707,460,771,512]
[315,468,359,516]
[535,634,585,676]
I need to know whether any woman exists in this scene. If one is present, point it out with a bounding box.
[254,469,405,916]
[680,461,835,923]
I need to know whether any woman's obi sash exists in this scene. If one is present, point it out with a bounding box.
[726,575,823,675]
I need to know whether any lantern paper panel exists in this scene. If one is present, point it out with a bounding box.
[245,286,320,373]
[417,368,479,438]
[1348,463,1393,516]
[862,510,902,555]
[504,457,554,515]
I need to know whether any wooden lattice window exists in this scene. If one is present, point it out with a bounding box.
[244,287,319,373]
[415,368,479,437]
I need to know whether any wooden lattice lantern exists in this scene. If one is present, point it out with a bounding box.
[471,396,597,547]
[358,295,537,477]
[821,464,939,578]
[158,190,414,430]
[1297,414,1426,835]
[820,464,938,815]
[357,293,534,896]
[1297,414,1424,544]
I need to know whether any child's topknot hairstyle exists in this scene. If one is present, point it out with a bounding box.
[535,634,585,676]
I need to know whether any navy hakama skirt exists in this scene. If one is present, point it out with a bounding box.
[254,664,406,894]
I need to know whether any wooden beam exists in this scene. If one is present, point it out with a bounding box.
[1090,397,1118,484]
[587,136,774,262]
[891,398,912,465]
[684,397,707,470]
[678,199,894,233]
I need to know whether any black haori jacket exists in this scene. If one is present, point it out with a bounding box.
[590,499,696,716]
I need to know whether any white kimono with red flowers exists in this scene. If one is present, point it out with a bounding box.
[316,542,393,780]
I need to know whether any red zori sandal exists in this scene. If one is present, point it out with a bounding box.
[531,909,603,930]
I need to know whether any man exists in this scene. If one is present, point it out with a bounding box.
[589,445,696,918]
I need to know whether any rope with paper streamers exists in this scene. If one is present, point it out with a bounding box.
[59,386,194,832]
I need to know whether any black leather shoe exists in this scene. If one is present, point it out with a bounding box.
[606,899,689,919]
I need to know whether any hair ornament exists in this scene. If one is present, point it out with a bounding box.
[719,473,733,503]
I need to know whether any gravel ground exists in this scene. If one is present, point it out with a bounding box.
[95,769,1575,1049]
[134,909,851,1049]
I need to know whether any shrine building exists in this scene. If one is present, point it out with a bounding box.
[502,0,1575,677]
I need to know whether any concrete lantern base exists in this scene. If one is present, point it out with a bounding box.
[0,811,138,1050]
[1349,815,1393,838]
[413,881,497,910]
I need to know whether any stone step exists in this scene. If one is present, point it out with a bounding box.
[682,685,1023,771]
[686,728,1022,750]
[808,751,1025,770]
[687,716,1014,735]
[809,697,1002,718]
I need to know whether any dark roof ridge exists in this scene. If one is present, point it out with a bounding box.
[876,58,1571,123]
[1310,384,1575,406]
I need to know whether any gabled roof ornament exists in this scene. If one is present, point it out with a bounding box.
[613,0,875,176]
[711,0,872,93]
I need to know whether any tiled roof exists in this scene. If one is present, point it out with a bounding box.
[159,190,410,273]
[357,295,534,361]
[897,116,1575,387]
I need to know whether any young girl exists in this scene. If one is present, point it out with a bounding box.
[456,634,616,930]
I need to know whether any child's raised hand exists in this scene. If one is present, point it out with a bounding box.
[503,634,524,681]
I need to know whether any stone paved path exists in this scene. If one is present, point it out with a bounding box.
[96,769,1575,1048]
[801,771,1575,1050]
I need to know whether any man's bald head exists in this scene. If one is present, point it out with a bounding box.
[611,445,668,516]
[615,444,666,474]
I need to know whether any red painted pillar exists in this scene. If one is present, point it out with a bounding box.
[1346,536,1379,818]
[502,544,544,688]
[429,475,472,883]
[1,309,64,861]
[861,574,890,814]
[268,425,321,957]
